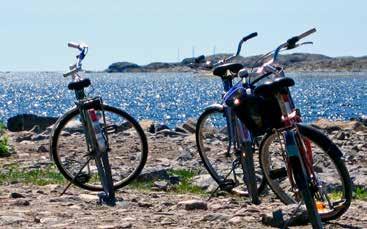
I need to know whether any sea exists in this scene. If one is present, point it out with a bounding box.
[0,72,366,127]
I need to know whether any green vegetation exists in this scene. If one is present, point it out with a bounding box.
[130,169,205,195]
[353,187,367,200]
[0,164,65,186]
[0,122,5,133]
[329,187,367,201]
[168,169,204,194]
[0,122,9,157]
[0,136,9,156]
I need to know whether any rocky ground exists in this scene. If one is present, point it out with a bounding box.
[0,118,366,228]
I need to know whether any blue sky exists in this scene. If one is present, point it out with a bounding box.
[0,0,366,71]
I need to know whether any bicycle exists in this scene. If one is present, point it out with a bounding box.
[49,42,148,205]
[196,32,265,205]
[252,30,352,227]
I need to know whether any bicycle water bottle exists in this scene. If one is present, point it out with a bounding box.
[88,109,107,152]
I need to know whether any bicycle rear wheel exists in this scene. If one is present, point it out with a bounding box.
[260,124,352,221]
[50,105,148,191]
[196,106,265,195]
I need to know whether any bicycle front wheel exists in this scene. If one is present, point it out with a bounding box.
[196,106,265,195]
[50,105,148,191]
[260,124,352,221]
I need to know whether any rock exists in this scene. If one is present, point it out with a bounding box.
[192,174,216,191]
[201,213,229,222]
[106,62,141,73]
[228,216,243,224]
[156,124,170,132]
[153,181,169,191]
[0,215,27,225]
[181,118,197,133]
[176,149,192,161]
[177,199,208,210]
[335,131,346,140]
[156,129,187,137]
[11,199,30,206]
[175,126,189,134]
[7,114,58,132]
[312,119,367,133]
[31,134,48,141]
[79,194,99,202]
[37,145,49,153]
[138,166,170,181]
[9,192,25,199]
[139,120,155,132]
[261,204,308,227]
[138,201,153,208]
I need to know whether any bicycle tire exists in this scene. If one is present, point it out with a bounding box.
[196,105,266,195]
[50,104,148,191]
[260,124,352,221]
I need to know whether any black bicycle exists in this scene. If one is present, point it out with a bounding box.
[50,42,148,204]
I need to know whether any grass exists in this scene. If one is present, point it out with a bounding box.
[0,122,5,133]
[328,187,367,201]
[353,187,367,200]
[0,164,65,186]
[0,135,9,156]
[130,169,205,195]
[0,122,9,156]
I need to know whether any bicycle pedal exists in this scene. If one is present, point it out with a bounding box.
[220,179,236,191]
[75,172,91,184]
[269,167,287,179]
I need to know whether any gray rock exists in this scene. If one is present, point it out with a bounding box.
[177,199,208,210]
[10,199,30,206]
[138,166,170,181]
[176,150,192,161]
[335,131,346,140]
[261,204,309,227]
[153,181,169,191]
[0,215,27,225]
[9,192,25,199]
[192,174,217,191]
[37,145,49,153]
[181,118,197,133]
[7,114,58,132]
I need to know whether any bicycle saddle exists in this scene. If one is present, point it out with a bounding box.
[213,63,243,77]
[254,77,295,96]
[68,78,91,91]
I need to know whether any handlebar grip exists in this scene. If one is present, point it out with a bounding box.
[63,68,78,77]
[297,28,316,40]
[242,32,258,42]
[68,42,81,50]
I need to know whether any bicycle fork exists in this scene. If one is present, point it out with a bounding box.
[82,99,116,206]
[235,119,260,205]
[284,130,323,228]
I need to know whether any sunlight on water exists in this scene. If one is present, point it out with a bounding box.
[0,72,366,127]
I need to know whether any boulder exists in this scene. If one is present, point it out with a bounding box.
[312,119,367,133]
[177,199,208,210]
[7,114,58,132]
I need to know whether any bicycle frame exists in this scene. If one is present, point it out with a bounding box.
[219,76,260,204]
[59,43,117,206]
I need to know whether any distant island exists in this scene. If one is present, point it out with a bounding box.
[105,53,367,73]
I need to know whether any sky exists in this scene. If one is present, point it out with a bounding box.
[0,0,366,71]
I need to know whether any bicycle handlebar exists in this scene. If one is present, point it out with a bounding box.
[219,32,258,64]
[64,41,88,78]
[236,32,258,55]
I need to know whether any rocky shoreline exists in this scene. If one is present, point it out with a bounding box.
[106,53,367,73]
[0,116,366,228]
